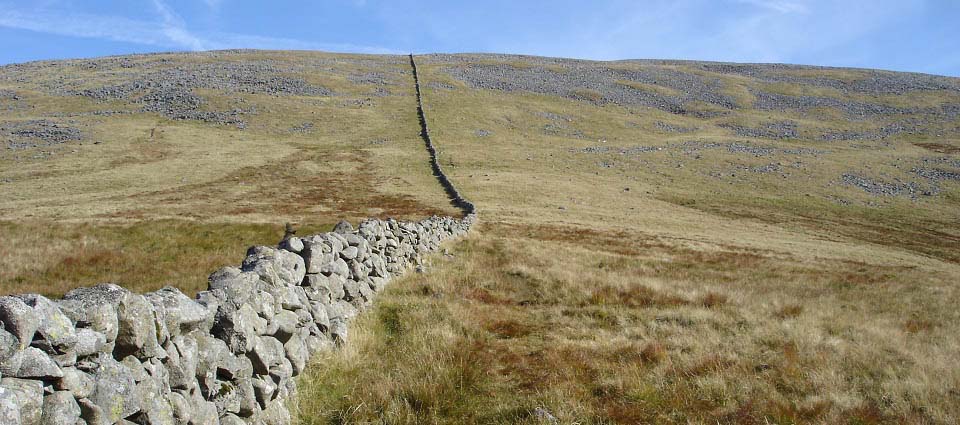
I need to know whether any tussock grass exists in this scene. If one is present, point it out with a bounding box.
[296,223,960,423]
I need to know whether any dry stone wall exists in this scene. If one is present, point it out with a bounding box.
[0,53,476,425]
[0,216,474,424]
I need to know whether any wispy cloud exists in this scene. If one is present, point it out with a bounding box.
[736,0,809,14]
[151,0,211,50]
[0,0,395,54]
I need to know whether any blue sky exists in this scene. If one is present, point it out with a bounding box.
[0,0,958,76]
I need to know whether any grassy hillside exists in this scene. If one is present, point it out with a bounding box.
[2,51,960,423]
[0,50,456,295]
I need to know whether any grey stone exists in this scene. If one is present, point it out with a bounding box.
[14,295,77,355]
[207,267,259,306]
[0,385,21,425]
[59,284,127,344]
[167,391,190,424]
[41,391,81,425]
[321,258,350,278]
[260,398,291,425]
[193,334,230,395]
[73,329,106,358]
[269,311,299,343]
[343,234,364,247]
[2,377,43,425]
[55,368,95,399]
[115,294,164,360]
[250,377,276,409]
[0,328,21,375]
[146,287,211,338]
[332,220,353,234]
[278,237,303,254]
[212,302,259,354]
[220,413,246,425]
[241,246,306,288]
[283,331,308,377]
[340,246,358,260]
[164,336,198,391]
[88,353,140,422]
[247,337,284,376]
[0,297,39,348]
[10,347,63,379]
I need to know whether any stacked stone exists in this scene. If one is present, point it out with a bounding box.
[0,215,473,425]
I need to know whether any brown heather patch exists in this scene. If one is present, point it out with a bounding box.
[904,317,935,334]
[588,284,688,308]
[699,291,729,308]
[483,319,533,339]
[915,142,960,154]
[675,354,739,378]
[775,303,804,319]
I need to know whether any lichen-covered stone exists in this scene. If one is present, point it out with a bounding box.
[55,367,95,399]
[0,385,22,425]
[115,294,164,360]
[88,353,140,422]
[241,246,306,288]
[41,391,81,425]
[146,286,211,338]
[2,377,42,425]
[59,284,127,343]
[74,329,106,358]
[0,297,39,349]
[9,347,63,379]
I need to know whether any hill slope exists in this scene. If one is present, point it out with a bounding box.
[2,51,960,423]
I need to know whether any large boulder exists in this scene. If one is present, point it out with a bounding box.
[206,267,259,307]
[278,237,304,254]
[268,310,299,343]
[283,330,309,377]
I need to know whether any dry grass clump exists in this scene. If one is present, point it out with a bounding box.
[295,223,960,423]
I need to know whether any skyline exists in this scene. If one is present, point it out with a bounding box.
[0,0,958,77]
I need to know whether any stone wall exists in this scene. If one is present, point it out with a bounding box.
[0,53,476,425]
[0,214,475,424]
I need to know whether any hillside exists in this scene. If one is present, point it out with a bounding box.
[2,50,960,423]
